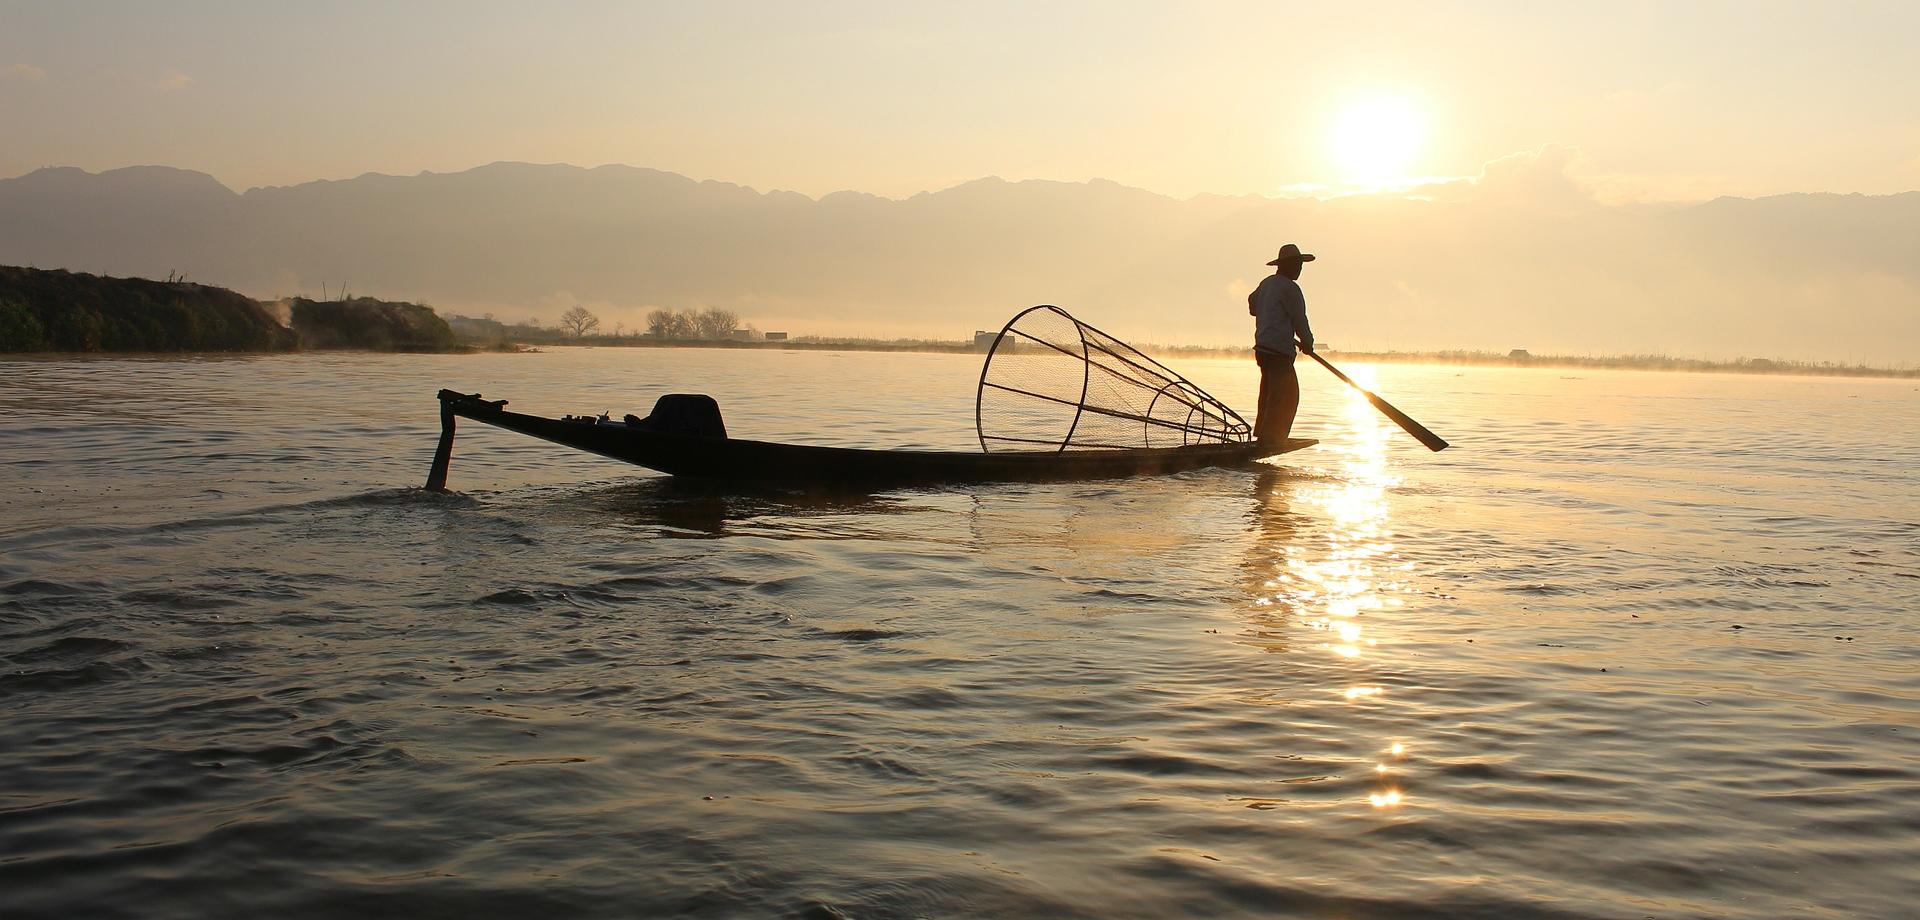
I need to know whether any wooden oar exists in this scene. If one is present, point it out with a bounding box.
[1302,349,1450,451]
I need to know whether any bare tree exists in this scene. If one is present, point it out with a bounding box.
[559,306,601,338]
[694,308,739,340]
[665,310,696,339]
[646,308,676,337]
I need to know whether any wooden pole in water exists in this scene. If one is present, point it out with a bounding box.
[426,402,456,491]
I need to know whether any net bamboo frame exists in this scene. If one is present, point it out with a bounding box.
[975,305,1253,452]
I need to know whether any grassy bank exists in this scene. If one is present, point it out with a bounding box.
[0,266,460,353]
[0,266,297,352]
[285,297,458,352]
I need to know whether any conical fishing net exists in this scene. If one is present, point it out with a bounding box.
[975,305,1252,452]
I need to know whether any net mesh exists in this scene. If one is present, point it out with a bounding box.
[976,305,1252,452]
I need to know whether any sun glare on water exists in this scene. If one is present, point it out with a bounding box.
[1328,96,1427,189]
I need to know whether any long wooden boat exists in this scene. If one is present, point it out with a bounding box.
[429,389,1313,487]
[426,305,1318,489]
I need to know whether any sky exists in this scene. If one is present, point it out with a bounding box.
[4,0,1919,202]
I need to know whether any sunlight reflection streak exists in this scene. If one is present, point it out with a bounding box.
[1243,362,1419,814]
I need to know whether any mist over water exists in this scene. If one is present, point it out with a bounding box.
[2,349,1917,918]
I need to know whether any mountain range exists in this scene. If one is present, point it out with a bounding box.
[2,158,1916,362]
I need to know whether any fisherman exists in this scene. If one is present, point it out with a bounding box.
[1248,243,1316,443]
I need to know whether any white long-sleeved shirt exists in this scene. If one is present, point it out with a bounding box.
[1249,274,1313,356]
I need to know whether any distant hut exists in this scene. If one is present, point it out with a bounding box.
[973,330,1017,352]
[1508,348,1532,360]
[763,331,788,341]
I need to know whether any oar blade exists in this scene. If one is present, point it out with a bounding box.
[1304,350,1450,452]
[1367,393,1450,451]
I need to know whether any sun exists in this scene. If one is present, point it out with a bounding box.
[1328,96,1427,188]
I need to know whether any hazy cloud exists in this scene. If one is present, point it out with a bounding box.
[6,63,46,83]
[149,69,193,92]
[1597,81,1697,115]
[1476,146,1595,209]
[1271,182,1333,199]
[1424,146,1596,213]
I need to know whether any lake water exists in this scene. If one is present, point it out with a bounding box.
[2,348,1917,919]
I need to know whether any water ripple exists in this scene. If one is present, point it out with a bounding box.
[1,353,1916,918]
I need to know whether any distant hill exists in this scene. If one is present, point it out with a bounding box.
[2,161,1917,362]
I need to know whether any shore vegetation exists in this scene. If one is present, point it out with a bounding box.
[285,297,459,352]
[0,266,296,352]
[0,265,461,354]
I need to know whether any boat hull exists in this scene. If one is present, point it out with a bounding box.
[438,392,1313,487]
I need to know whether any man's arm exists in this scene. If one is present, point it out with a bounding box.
[1288,284,1314,352]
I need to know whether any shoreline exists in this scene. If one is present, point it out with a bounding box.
[6,337,1913,380]
[498,337,1920,381]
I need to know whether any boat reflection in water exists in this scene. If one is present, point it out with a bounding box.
[1242,365,1415,810]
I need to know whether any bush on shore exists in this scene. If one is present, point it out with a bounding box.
[284,297,459,352]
